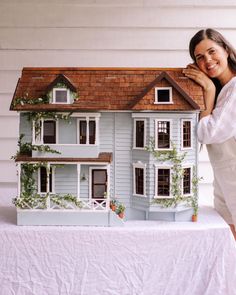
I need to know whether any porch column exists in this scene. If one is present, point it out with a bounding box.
[17,163,21,199]
[106,164,111,210]
[77,163,81,199]
[46,163,50,209]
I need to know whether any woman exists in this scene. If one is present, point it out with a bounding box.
[183,28,236,239]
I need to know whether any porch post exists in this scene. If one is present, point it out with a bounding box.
[106,164,111,210]
[17,163,21,199]
[77,163,81,199]
[46,163,50,209]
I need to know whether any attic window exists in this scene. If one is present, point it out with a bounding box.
[52,88,69,104]
[155,87,173,104]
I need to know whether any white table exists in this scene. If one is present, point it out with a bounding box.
[0,206,236,295]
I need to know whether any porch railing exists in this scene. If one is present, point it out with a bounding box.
[15,195,109,211]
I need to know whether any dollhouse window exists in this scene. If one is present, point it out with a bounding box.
[134,119,146,148]
[183,167,191,195]
[157,168,170,197]
[155,87,172,104]
[43,120,56,144]
[156,120,171,149]
[133,163,146,197]
[52,88,69,104]
[78,119,96,145]
[39,167,53,193]
[182,120,192,149]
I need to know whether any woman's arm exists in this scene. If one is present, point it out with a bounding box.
[182,64,216,119]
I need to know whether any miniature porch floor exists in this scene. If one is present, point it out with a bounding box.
[0,206,236,295]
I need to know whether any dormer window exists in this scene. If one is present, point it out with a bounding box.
[53,88,69,104]
[155,87,173,104]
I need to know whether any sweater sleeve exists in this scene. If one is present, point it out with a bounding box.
[197,81,236,144]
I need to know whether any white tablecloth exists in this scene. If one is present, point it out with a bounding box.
[0,206,236,295]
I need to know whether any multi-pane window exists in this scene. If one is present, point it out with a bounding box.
[183,167,191,195]
[53,88,69,103]
[79,120,96,144]
[157,121,170,149]
[135,167,144,195]
[135,120,145,148]
[182,120,191,148]
[155,87,172,103]
[43,120,56,144]
[157,168,170,197]
[40,167,52,193]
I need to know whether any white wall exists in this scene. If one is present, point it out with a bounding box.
[1,0,235,206]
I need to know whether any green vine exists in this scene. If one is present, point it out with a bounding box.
[12,93,49,107]
[12,134,61,160]
[24,111,72,138]
[146,139,201,214]
[50,194,83,209]
[13,193,47,209]
[13,193,83,210]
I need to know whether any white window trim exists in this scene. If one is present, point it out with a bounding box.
[77,116,99,146]
[52,88,70,104]
[155,119,172,151]
[33,119,59,145]
[43,119,59,145]
[181,119,193,150]
[89,166,109,201]
[154,165,173,199]
[38,165,55,194]
[133,119,146,149]
[133,162,146,197]
[154,87,173,104]
[182,165,193,197]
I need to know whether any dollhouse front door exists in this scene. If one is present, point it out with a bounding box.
[91,169,107,199]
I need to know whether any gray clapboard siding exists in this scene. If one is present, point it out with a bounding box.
[58,118,77,144]
[113,113,132,203]
[19,114,31,142]
[54,165,77,195]
[79,165,89,199]
[99,112,114,151]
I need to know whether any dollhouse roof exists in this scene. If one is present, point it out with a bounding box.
[10,67,204,112]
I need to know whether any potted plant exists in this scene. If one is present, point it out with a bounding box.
[110,199,117,211]
[192,205,198,222]
[116,203,125,219]
[191,196,198,222]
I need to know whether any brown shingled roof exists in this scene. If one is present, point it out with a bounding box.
[15,152,112,163]
[10,67,204,112]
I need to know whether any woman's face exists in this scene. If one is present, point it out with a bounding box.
[194,38,232,84]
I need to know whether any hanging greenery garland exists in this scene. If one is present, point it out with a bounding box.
[145,139,201,214]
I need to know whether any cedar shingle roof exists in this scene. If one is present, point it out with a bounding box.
[10,67,204,112]
[15,152,112,163]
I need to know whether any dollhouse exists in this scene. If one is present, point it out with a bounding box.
[10,68,204,225]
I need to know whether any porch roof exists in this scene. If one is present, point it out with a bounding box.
[15,152,112,163]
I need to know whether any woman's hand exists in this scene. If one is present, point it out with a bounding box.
[182,63,215,92]
[183,64,216,119]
